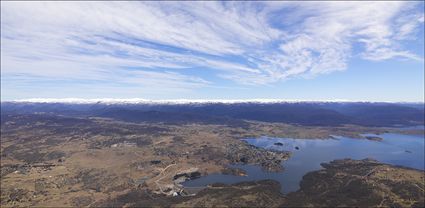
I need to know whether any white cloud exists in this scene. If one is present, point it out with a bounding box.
[250,1,424,83]
[1,1,423,92]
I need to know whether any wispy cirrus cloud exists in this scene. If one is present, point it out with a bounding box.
[1,1,423,99]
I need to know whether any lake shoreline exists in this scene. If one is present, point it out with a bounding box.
[184,132,424,194]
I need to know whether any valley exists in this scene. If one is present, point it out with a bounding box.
[1,102,424,207]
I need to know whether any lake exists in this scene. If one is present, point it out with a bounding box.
[183,133,425,194]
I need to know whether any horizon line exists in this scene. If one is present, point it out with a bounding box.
[2,98,424,104]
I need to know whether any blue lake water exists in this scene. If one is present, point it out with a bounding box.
[183,133,425,194]
[396,125,425,130]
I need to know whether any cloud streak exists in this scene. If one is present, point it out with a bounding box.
[1,1,423,98]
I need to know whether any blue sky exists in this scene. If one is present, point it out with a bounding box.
[1,1,424,102]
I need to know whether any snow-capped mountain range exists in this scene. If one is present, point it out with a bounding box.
[5,98,421,104]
